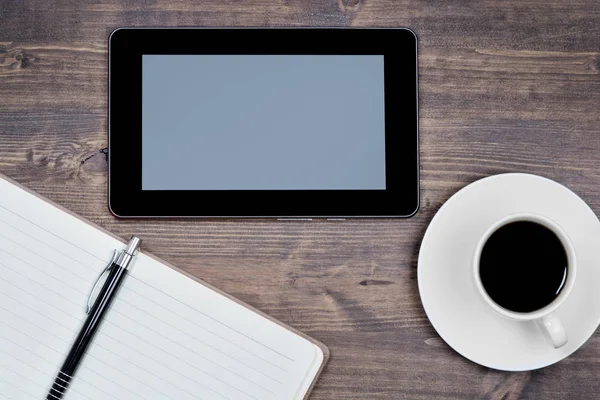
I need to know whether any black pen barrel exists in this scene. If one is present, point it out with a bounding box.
[46,264,128,400]
[46,373,72,400]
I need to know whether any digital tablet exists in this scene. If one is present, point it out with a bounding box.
[109,28,418,218]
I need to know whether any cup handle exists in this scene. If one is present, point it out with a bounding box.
[536,313,568,348]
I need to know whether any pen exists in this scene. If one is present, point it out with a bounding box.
[46,236,141,400]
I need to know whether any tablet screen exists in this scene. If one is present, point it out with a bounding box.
[141,55,386,190]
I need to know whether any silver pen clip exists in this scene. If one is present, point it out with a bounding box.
[86,250,119,314]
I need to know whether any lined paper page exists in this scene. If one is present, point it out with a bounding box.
[0,176,323,399]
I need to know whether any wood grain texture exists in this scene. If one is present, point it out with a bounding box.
[1,1,600,398]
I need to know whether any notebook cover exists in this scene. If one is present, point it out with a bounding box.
[0,172,329,399]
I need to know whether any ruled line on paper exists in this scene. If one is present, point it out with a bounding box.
[0,217,101,274]
[0,184,320,400]
[0,378,37,399]
[0,259,283,394]
[0,316,167,400]
[0,324,144,400]
[0,223,97,281]
[0,298,239,400]
[0,238,288,378]
[0,237,291,374]
[0,317,193,400]
[1,350,94,400]
[0,204,295,364]
[0,364,50,400]
[1,273,285,385]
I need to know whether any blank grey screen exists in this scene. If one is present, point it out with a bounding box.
[142,55,386,190]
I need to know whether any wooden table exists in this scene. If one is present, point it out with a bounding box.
[1,1,599,399]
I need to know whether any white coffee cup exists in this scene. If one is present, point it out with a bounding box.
[472,213,576,349]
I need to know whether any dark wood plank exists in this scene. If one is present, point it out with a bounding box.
[1,1,600,399]
[2,1,599,51]
[311,331,600,399]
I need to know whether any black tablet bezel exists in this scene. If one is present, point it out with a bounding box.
[109,28,418,218]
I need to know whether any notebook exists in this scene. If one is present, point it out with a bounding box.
[0,174,328,399]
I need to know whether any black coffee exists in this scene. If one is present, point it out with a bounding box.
[479,221,568,313]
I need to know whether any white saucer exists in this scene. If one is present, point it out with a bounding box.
[418,173,600,371]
